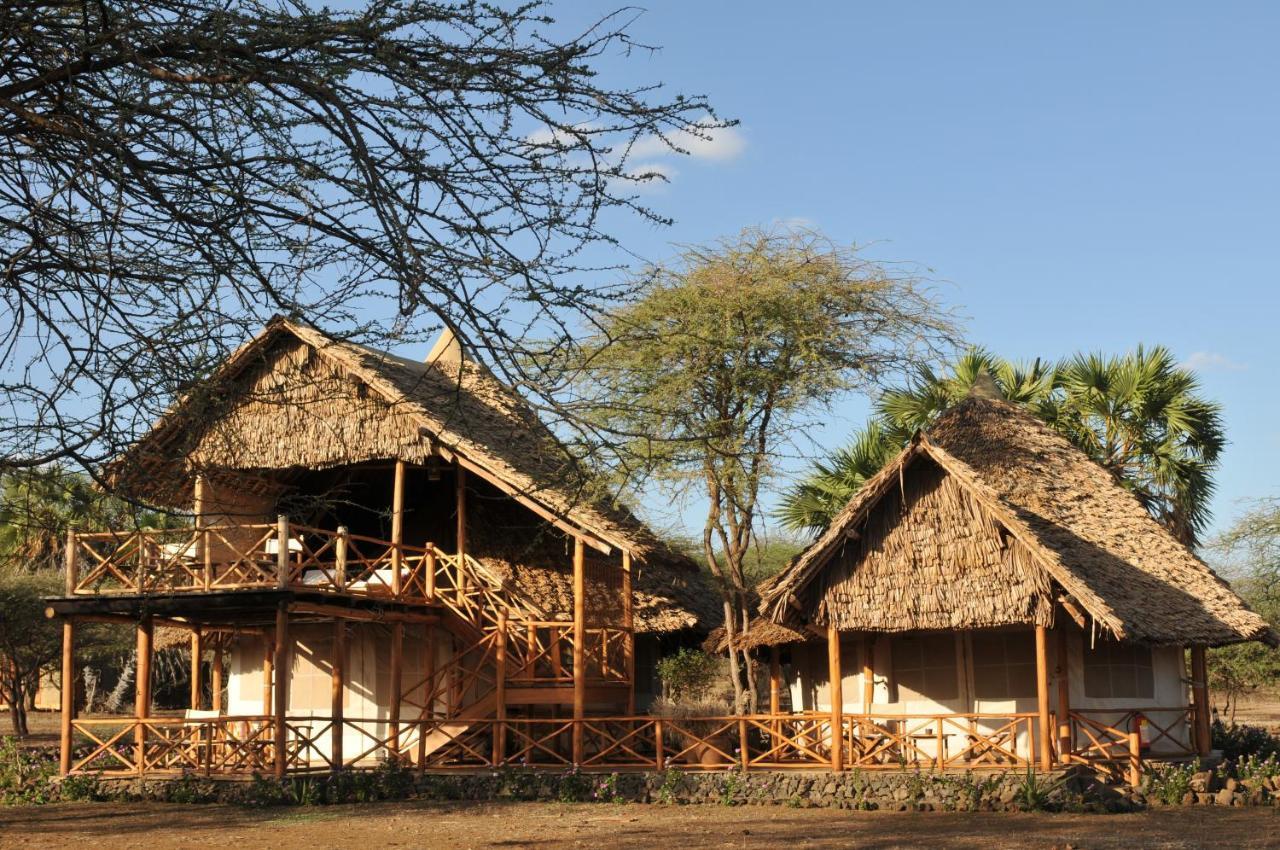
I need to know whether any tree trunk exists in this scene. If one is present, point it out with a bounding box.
[8,673,28,737]
[721,597,745,711]
[740,604,758,713]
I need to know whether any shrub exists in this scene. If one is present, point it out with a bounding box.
[1147,761,1197,805]
[1212,721,1280,763]
[656,649,727,704]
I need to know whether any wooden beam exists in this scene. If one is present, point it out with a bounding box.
[503,683,629,706]
[331,619,344,772]
[262,635,273,716]
[190,629,203,710]
[1056,627,1071,764]
[135,617,153,774]
[64,528,78,595]
[1035,624,1052,771]
[1191,645,1211,757]
[272,603,290,780]
[622,550,636,715]
[455,466,467,559]
[389,621,403,758]
[59,619,75,775]
[391,460,405,597]
[418,626,435,775]
[828,624,843,771]
[572,537,585,765]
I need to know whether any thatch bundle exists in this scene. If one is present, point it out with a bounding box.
[763,395,1276,649]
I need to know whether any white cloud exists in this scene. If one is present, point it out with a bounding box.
[624,121,746,164]
[1181,351,1246,372]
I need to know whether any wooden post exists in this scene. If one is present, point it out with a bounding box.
[862,637,875,714]
[194,474,211,589]
[389,622,403,759]
[335,526,349,591]
[391,459,405,597]
[211,636,224,712]
[572,536,585,765]
[331,619,345,771]
[190,629,204,710]
[1191,646,1211,757]
[1035,625,1052,771]
[64,528,78,595]
[622,550,636,715]
[262,636,273,715]
[276,514,290,589]
[135,617,154,774]
[1056,627,1072,764]
[59,619,75,775]
[455,467,467,559]
[424,544,436,601]
[769,646,782,716]
[739,716,750,770]
[654,718,665,771]
[418,626,435,774]
[828,623,843,771]
[493,608,507,766]
[272,603,290,779]
[1128,714,1143,787]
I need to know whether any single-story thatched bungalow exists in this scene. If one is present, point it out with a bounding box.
[749,386,1276,779]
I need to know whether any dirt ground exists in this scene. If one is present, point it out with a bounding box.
[3,800,1280,850]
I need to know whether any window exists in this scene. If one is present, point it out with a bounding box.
[1082,641,1154,699]
[971,632,1037,699]
[892,634,958,702]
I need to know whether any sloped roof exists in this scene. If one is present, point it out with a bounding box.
[107,318,713,632]
[762,395,1276,648]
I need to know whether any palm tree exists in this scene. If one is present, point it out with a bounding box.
[778,346,1223,546]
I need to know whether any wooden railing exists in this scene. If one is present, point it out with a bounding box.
[67,711,1054,776]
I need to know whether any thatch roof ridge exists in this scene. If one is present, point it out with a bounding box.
[762,395,1276,648]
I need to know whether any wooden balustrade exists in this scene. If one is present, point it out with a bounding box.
[66,711,1067,777]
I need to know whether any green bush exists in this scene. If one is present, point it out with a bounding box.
[1212,722,1280,763]
[1147,761,1197,805]
[656,649,726,704]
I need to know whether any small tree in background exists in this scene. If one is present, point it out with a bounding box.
[568,228,956,709]
[0,571,60,736]
[1208,498,1280,717]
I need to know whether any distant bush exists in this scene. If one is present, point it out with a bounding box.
[1212,721,1280,763]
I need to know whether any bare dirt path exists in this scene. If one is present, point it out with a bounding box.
[3,801,1279,850]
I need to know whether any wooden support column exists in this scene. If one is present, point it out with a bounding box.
[276,514,290,589]
[493,608,508,766]
[862,637,875,714]
[455,466,468,597]
[272,603,290,780]
[331,619,345,772]
[1035,625,1052,771]
[391,460,405,597]
[60,533,77,776]
[1191,646,1211,757]
[1128,715,1143,787]
[827,623,843,771]
[335,526,349,591]
[622,550,636,714]
[417,626,435,774]
[190,629,204,710]
[1056,627,1072,764]
[194,474,211,589]
[262,636,273,715]
[769,646,782,716]
[135,617,154,774]
[571,536,585,765]
[211,636,224,712]
[59,619,75,775]
[389,621,404,758]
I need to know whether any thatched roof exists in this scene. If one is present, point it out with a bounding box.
[108,318,714,633]
[762,395,1277,649]
[703,618,811,654]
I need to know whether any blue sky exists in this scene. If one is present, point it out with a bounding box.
[547,2,1280,542]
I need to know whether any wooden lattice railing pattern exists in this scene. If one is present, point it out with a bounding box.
[66,711,1074,776]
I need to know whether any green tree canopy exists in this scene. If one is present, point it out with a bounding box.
[778,346,1225,545]
[566,227,957,708]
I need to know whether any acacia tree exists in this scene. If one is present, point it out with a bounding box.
[780,346,1225,545]
[0,0,728,476]
[1208,499,1280,716]
[568,229,956,709]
